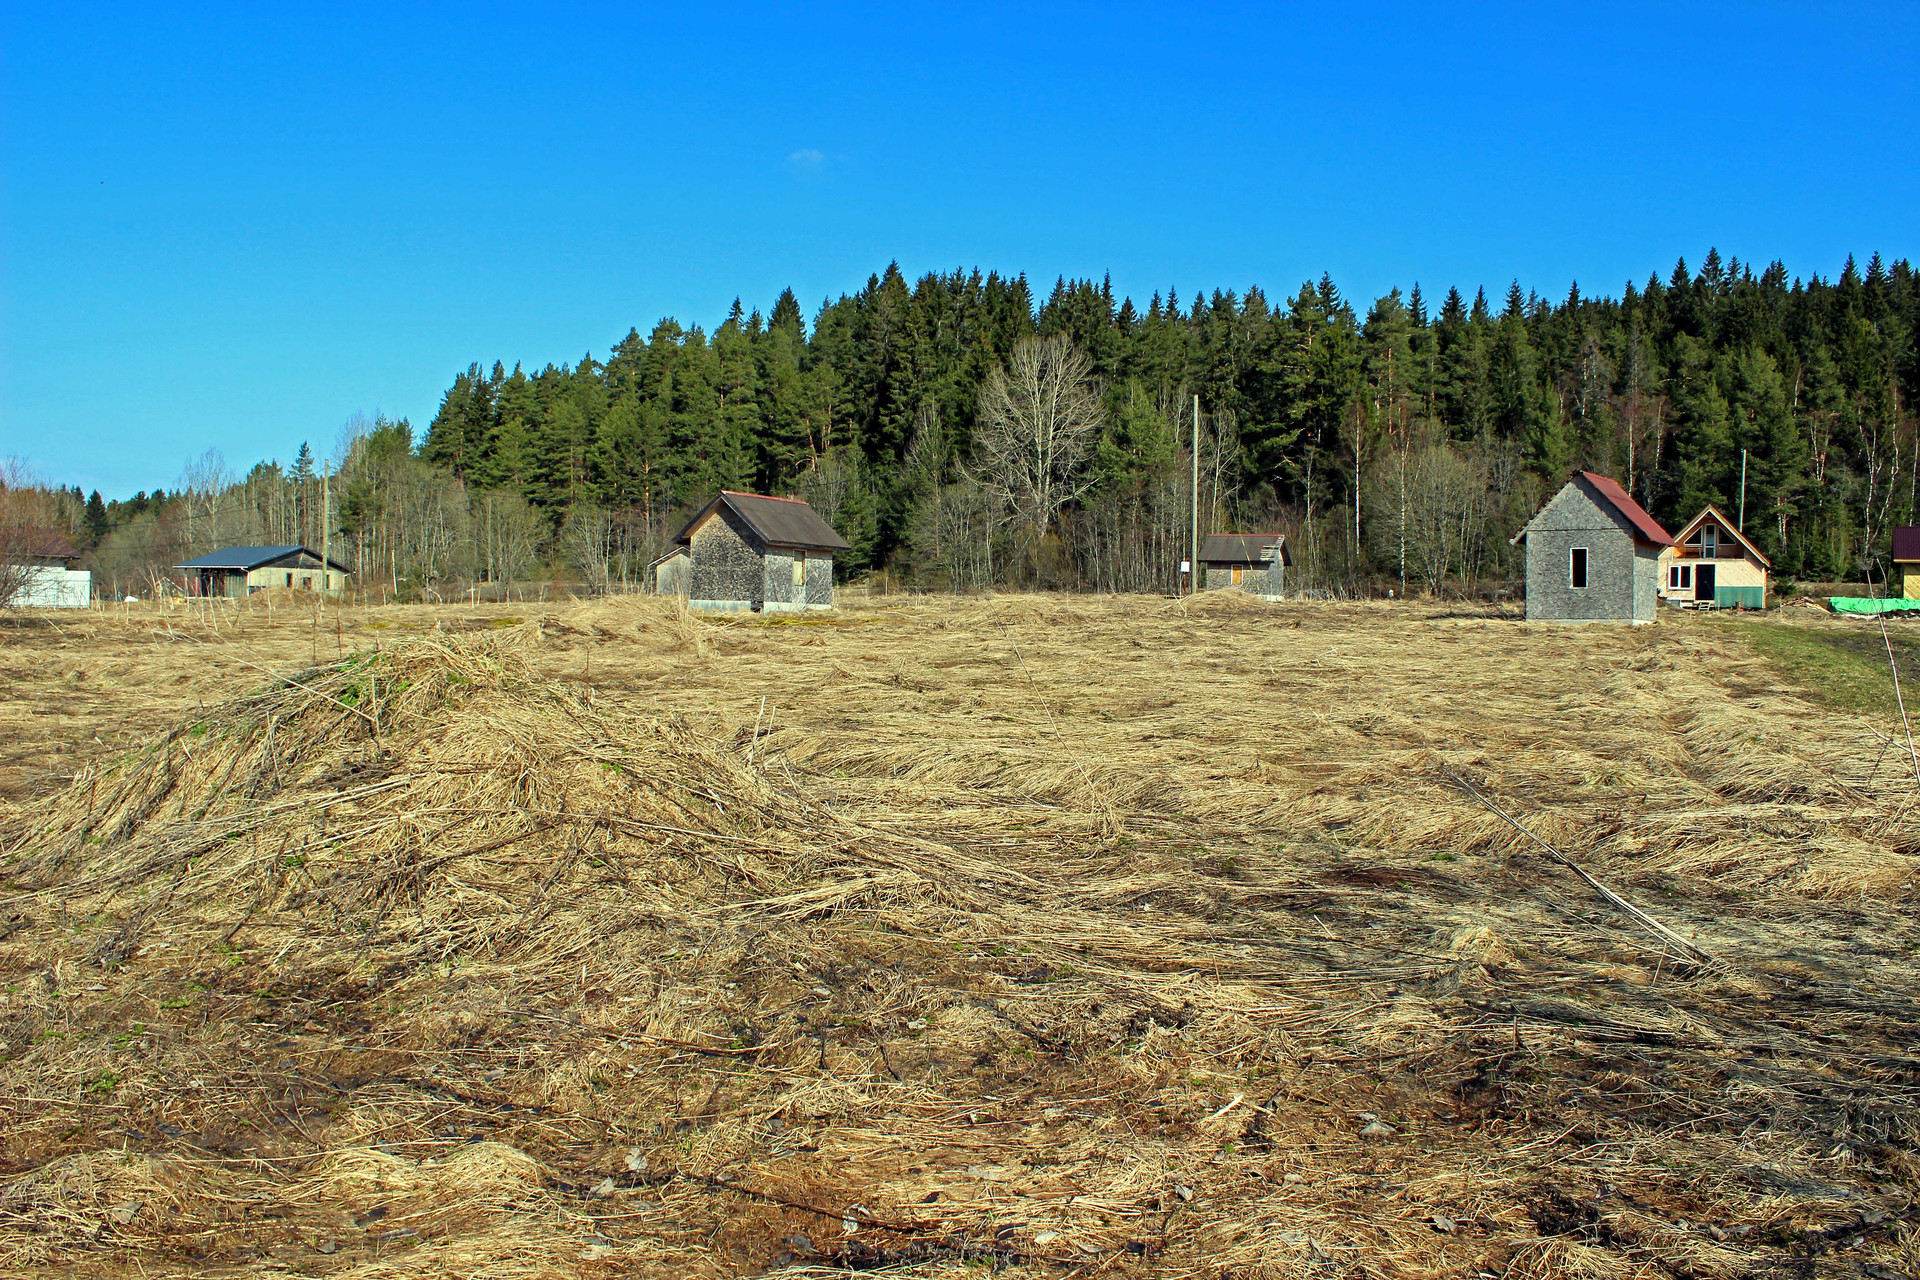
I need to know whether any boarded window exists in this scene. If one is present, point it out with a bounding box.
[794,554,807,589]
[1570,547,1589,589]
[1231,567,1244,585]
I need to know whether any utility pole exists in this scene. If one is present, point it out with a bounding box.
[320,461,332,616]
[1191,395,1201,596]
[1737,448,1748,532]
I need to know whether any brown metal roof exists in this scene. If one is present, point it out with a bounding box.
[672,491,852,553]
[1894,527,1920,563]
[1199,533,1291,565]
[5,528,80,560]
[1579,471,1674,546]
[1671,504,1771,567]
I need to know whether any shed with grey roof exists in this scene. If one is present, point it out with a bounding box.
[662,491,851,612]
[1199,533,1290,599]
[1510,472,1672,624]
[175,546,350,599]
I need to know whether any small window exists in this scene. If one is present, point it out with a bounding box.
[1570,547,1589,589]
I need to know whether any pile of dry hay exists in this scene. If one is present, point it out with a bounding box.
[1,617,1917,1278]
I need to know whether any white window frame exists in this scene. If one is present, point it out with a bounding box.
[1570,546,1590,589]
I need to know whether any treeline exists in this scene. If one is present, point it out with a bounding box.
[20,250,1920,600]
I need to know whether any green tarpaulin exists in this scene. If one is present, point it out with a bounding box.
[1829,596,1920,615]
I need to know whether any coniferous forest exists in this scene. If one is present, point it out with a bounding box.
[18,250,1920,600]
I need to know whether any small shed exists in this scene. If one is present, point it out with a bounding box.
[1511,471,1672,624]
[1658,505,1770,608]
[1893,527,1920,599]
[2,529,90,608]
[650,546,690,597]
[668,491,852,612]
[1199,534,1290,599]
[176,546,350,599]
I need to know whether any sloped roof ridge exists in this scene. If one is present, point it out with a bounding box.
[1577,471,1674,546]
[722,489,808,504]
[1673,503,1771,567]
[673,490,853,552]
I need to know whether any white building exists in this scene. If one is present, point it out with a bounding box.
[3,530,90,609]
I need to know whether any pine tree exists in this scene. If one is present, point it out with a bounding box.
[1667,336,1736,520]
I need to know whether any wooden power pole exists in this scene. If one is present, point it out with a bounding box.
[1191,395,1201,596]
[320,461,331,617]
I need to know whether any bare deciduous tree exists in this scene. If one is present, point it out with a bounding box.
[563,502,615,593]
[0,457,46,607]
[972,335,1106,545]
[1366,442,1494,596]
[798,446,857,528]
[179,448,235,554]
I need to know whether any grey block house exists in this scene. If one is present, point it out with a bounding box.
[661,490,851,612]
[1511,471,1672,623]
[1199,534,1290,599]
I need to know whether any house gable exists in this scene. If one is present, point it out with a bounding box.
[687,503,767,608]
[1528,476,1639,546]
[1670,505,1771,568]
[1519,475,1661,623]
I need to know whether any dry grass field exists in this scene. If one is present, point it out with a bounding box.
[1,591,1917,1278]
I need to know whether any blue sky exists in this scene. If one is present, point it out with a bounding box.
[3,2,1915,497]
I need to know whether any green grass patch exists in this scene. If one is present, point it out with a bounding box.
[1726,618,1920,717]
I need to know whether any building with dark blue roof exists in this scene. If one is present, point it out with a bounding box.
[174,546,350,598]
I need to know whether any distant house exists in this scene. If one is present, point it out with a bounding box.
[1511,471,1673,624]
[2,529,90,608]
[1658,505,1769,608]
[176,546,349,598]
[660,491,851,612]
[1893,527,1920,599]
[1199,534,1290,599]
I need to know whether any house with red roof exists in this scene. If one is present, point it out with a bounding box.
[1510,472,1673,623]
[1890,527,1920,600]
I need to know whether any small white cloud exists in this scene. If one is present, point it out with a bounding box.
[785,148,829,181]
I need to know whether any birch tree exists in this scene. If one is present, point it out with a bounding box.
[972,335,1105,546]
